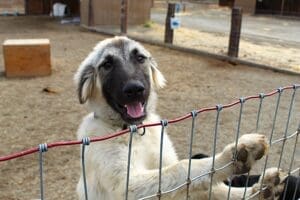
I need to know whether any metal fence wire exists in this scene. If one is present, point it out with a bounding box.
[0,84,299,200]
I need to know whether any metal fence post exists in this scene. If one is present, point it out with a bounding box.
[38,143,48,200]
[228,7,243,58]
[186,110,198,199]
[259,88,283,194]
[227,98,245,200]
[157,120,168,199]
[277,86,297,169]
[125,125,137,200]
[255,93,265,132]
[208,105,223,200]
[164,3,176,44]
[81,137,91,200]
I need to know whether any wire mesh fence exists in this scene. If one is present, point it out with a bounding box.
[0,84,299,199]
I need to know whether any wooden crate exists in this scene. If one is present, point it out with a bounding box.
[3,39,51,77]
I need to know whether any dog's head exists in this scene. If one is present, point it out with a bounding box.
[74,36,166,125]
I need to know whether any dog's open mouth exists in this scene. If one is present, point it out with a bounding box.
[116,101,146,124]
[124,102,145,118]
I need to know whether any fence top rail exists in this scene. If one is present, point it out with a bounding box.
[0,84,299,162]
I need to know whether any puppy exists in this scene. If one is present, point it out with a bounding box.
[75,36,285,199]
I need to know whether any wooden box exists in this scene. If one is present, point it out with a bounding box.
[3,39,51,77]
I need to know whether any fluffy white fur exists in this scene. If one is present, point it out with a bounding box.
[75,37,285,200]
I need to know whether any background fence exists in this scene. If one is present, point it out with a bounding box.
[0,84,299,199]
[84,0,300,75]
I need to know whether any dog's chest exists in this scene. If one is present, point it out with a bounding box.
[130,130,177,170]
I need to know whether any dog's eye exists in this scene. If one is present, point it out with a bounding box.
[102,61,113,70]
[136,55,146,64]
[101,58,113,70]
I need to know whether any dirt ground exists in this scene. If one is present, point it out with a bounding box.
[0,16,299,200]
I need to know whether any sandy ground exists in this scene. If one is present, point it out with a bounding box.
[0,16,299,200]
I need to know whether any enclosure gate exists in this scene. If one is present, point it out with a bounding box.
[0,84,299,200]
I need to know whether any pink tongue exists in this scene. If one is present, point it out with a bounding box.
[125,102,144,118]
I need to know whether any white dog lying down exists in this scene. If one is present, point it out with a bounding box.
[75,36,286,199]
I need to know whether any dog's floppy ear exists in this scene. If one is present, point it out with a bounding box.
[149,57,166,89]
[74,65,96,104]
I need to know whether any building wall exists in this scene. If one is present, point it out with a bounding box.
[24,0,79,15]
[81,0,152,26]
[256,0,300,16]
[234,0,256,14]
[0,0,25,14]
[26,0,44,15]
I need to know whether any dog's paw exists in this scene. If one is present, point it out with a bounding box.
[224,133,269,174]
[252,168,287,200]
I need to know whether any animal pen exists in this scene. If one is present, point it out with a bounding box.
[0,84,299,199]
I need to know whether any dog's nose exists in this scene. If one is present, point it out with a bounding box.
[123,80,145,98]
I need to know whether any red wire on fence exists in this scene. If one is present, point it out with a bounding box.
[0,85,298,162]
